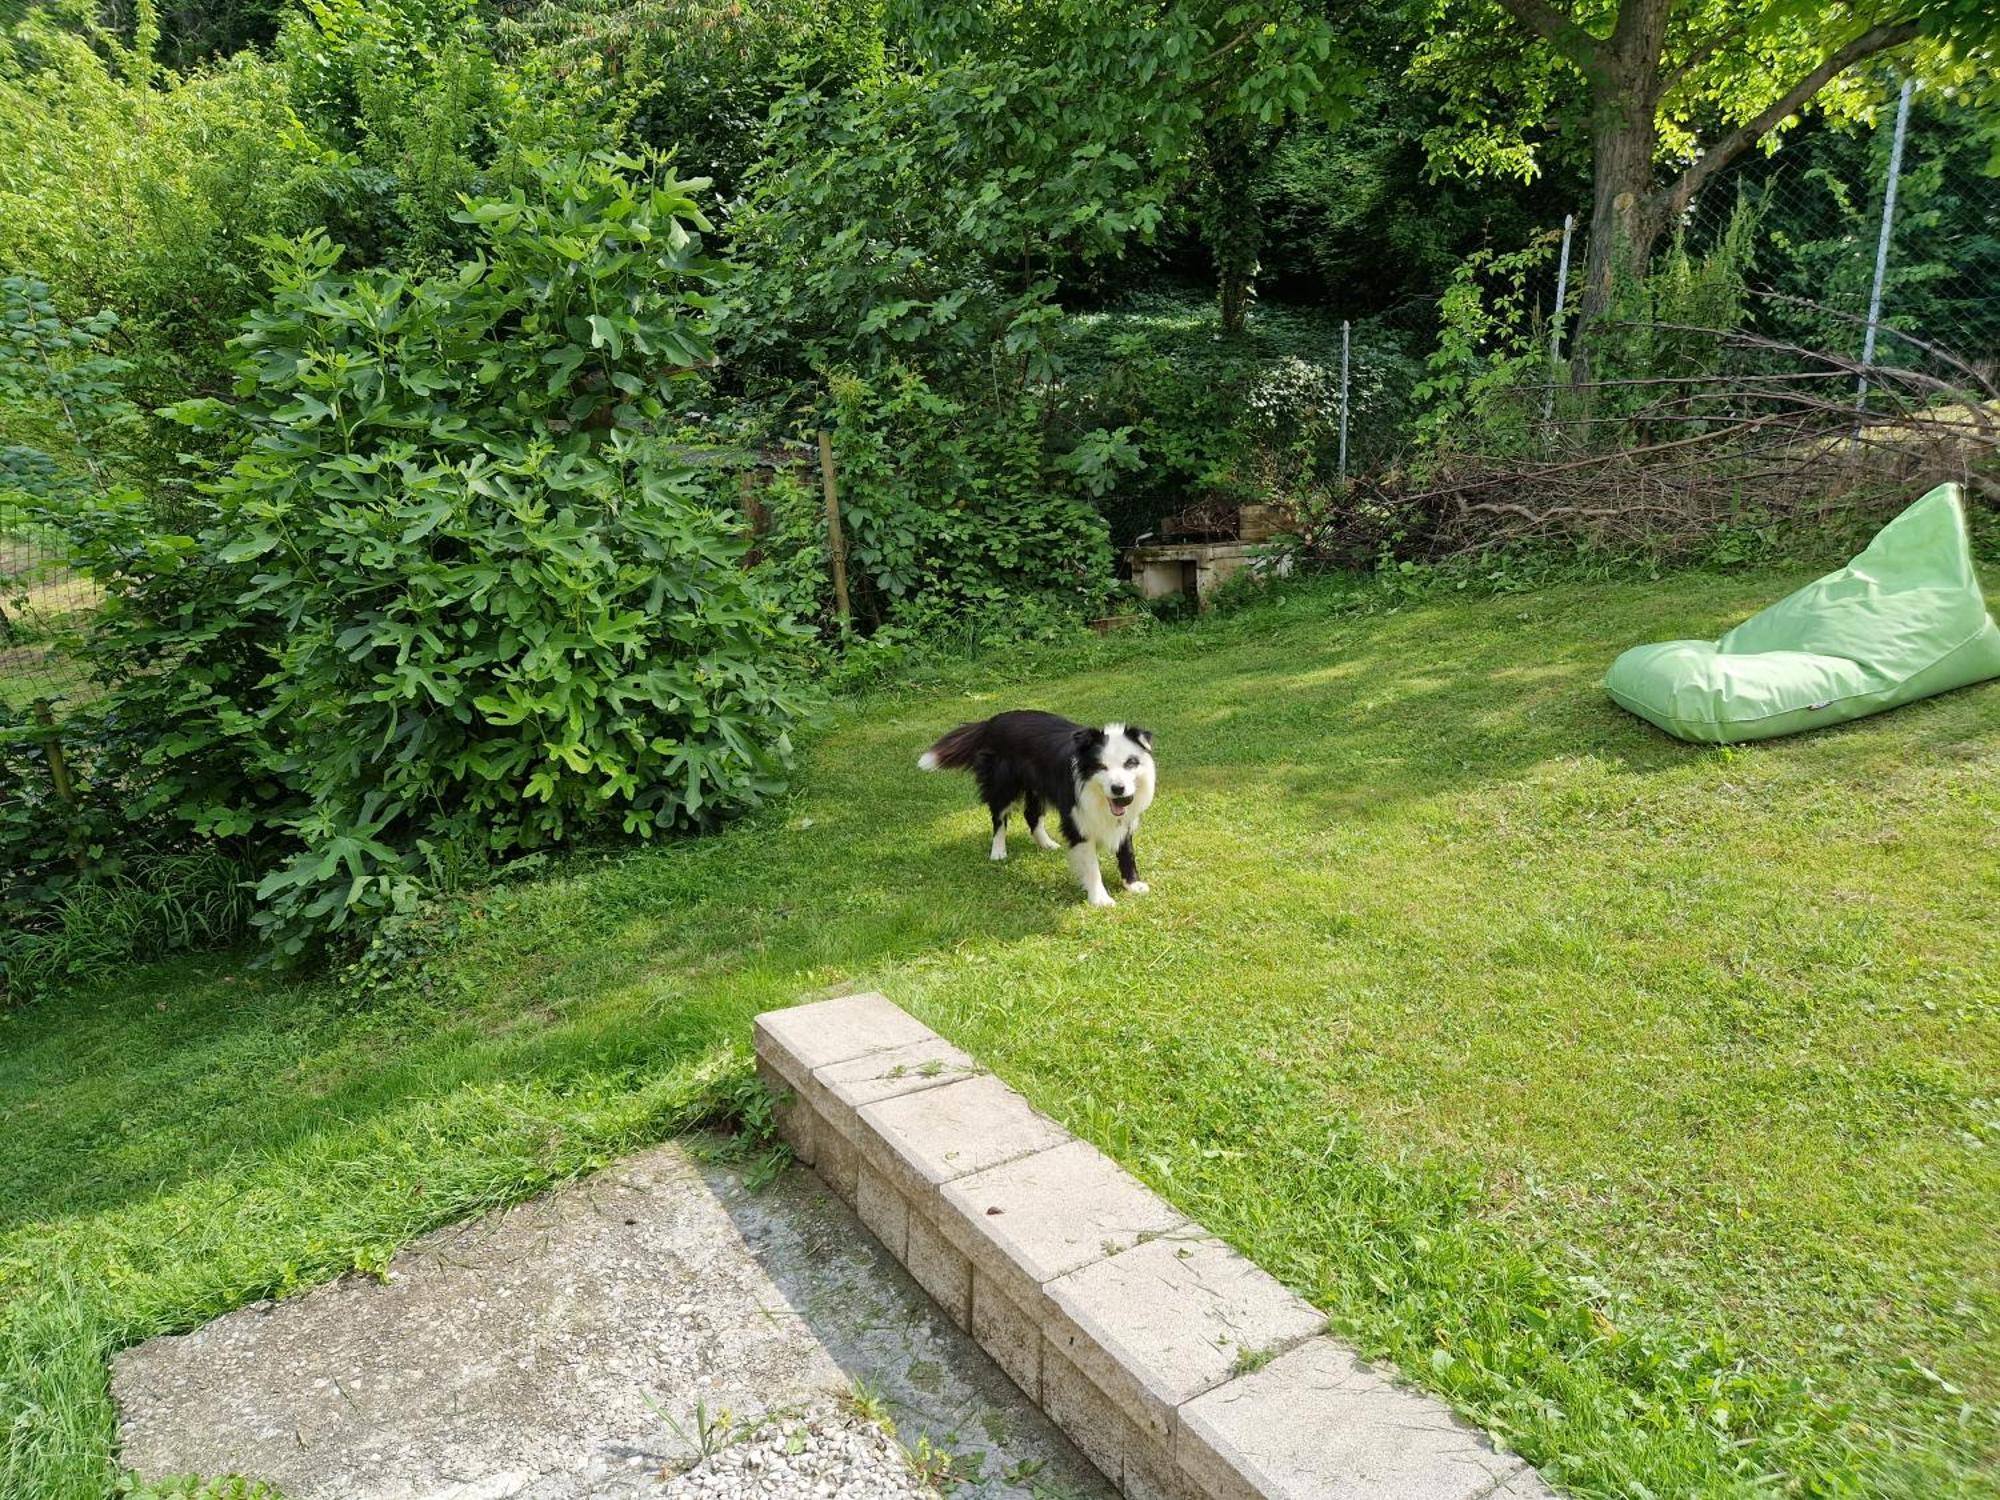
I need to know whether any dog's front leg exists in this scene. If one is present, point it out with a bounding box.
[1116,835,1148,894]
[1066,842,1116,908]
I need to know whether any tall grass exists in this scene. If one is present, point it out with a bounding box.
[2,850,252,1002]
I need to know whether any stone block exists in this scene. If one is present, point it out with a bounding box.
[1045,1234,1322,1446]
[855,1076,1068,1204]
[939,1139,1187,1308]
[906,1214,971,1329]
[1042,1341,1128,1487]
[811,1037,981,1145]
[756,1053,816,1166]
[969,1273,1042,1404]
[1177,1337,1549,1500]
[814,1107,860,1206]
[753,993,937,1094]
[855,1164,908,1259]
[1123,1429,1198,1500]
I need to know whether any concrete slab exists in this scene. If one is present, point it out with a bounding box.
[857,1077,1069,1204]
[940,1140,1188,1307]
[1177,1337,1549,1500]
[113,1141,1115,1500]
[1044,1235,1324,1446]
[753,993,935,1092]
[814,1037,982,1140]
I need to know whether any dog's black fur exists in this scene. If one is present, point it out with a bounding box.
[920,711,1155,897]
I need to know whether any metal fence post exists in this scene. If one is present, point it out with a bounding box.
[1545,212,1575,420]
[1337,318,1351,482]
[1857,76,1915,408]
[817,428,851,624]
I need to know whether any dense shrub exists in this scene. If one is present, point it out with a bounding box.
[1414,200,1758,459]
[0,17,328,423]
[724,373,1116,641]
[55,151,807,960]
[825,367,1113,631]
[278,0,618,267]
[0,700,252,1000]
[494,0,883,202]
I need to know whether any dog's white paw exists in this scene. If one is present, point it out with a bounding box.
[1087,892,1117,908]
[1032,828,1060,851]
[989,849,1008,862]
[1124,880,1150,894]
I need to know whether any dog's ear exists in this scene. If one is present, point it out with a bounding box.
[1128,725,1154,751]
[1072,725,1106,761]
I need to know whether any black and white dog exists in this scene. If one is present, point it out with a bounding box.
[919,711,1156,907]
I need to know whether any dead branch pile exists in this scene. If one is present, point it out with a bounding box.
[1321,316,1998,562]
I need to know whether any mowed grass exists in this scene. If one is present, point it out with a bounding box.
[4,568,1997,1498]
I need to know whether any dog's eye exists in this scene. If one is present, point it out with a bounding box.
[1124,757,1140,769]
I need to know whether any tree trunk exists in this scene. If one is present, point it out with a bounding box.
[1575,99,1664,340]
[1203,127,1261,336]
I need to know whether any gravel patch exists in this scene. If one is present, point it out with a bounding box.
[662,1409,936,1499]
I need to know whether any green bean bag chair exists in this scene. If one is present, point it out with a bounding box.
[1606,483,2000,744]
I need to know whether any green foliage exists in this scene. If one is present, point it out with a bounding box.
[57,151,806,960]
[815,367,1112,632]
[278,0,614,265]
[114,1475,283,1500]
[728,68,1158,388]
[0,274,141,515]
[0,698,252,1002]
[889,0,1365,329]
[1251,99,1575,309]
[494,0,883,201]
[1595,195,1760,382]
[1416,201,1757,455]
[0,279,224,1000]
[0,14,330,413]
[1052,295,1429,543]
[1747,101,2000,362]
[1414,232,1562,454]
[1411,0,1906,190]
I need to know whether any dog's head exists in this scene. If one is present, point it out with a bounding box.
[1074,723,1156,823]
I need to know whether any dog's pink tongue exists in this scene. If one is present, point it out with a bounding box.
[1112,804,1125,816]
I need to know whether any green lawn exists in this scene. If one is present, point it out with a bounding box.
[4,569,1997,1499]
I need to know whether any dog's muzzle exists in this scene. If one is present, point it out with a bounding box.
[1109,793,1134,816]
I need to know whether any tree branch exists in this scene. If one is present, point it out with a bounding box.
[1491,0,1608,72]
[1654,21,1919,219]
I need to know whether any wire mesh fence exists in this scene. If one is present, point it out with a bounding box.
[1316,89,1998,490]
[1682,85,2000,384]
[0,521,99,719]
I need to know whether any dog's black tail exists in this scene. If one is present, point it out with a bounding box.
[918,719,988,772]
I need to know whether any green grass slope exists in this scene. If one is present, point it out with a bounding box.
[4,570,1996,1498]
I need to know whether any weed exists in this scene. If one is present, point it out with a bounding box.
[903,1433,978,1491]
[1229,1344,1279,1377]
[647,1396,740,1470]
[841,1377,896,1434]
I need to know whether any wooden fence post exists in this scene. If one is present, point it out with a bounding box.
[817,428,852,624]
[31,699,73,805]
[31,698,86,872]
